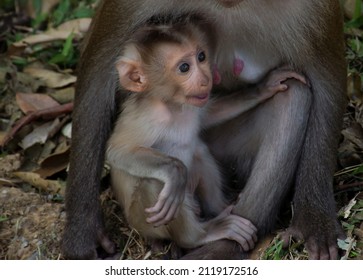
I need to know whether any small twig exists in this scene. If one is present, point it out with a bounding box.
[121,229,136,260]
[1,102,73,147]
[0,178,17,187]
[334,164,363,177]
[335,181,363,192]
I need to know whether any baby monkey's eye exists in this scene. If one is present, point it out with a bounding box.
[198,51,206,62]
[179,63,190,73]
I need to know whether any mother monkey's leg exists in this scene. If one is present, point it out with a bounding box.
[183,80,313,259]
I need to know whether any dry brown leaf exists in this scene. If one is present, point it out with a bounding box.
[16,93,60,114]
[342,123,363,150]
[341,197,357,219]
[13,18,92,47]
[23,67,76,88]
[35,146,70,178]
[13,33,66,47]
[50,87,75,104]
[12,171,65,195]
[20,119,60,149]
[57,18,92,34]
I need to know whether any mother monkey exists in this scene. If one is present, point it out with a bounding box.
[63,0,346,260]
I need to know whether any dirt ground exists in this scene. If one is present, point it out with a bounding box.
[1,183,362,260]
[0,183,170,260]
[0,186,64,259]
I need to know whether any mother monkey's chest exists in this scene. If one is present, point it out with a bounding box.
[211,20,281,90]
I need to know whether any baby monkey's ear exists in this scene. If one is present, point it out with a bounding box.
[116,44,148,92]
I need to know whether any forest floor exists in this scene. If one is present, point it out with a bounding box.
[0,0,362,260]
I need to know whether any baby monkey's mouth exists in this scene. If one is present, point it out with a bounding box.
[194,93,209,100]
[187,92,210,107]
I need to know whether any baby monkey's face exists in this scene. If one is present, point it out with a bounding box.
[161,41,212,108]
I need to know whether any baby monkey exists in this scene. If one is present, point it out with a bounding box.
[106,20,307,251]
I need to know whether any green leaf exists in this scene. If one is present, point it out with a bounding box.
[11,57,28,67]
[0,216,8,222]
[62,33,75,57]
[73,6,94,18]
[32,0,43,16]
[53,0,72,26]
[49,33,76,66]
[353,0,362,20]
[32,13,48,29]
[352,164,363,175]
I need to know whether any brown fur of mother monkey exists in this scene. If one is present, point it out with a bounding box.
[63,0,346,260]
